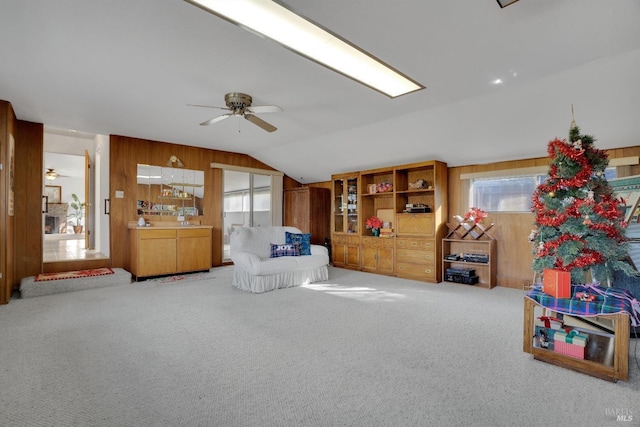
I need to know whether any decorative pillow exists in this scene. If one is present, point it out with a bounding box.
[286,232,312,256]
[270,243,301,258]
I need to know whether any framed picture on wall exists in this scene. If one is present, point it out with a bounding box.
[45,185,62,203]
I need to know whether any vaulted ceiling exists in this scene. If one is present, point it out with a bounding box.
[2,0,640,183]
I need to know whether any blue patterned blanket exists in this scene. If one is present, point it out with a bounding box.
[526,284,640,327]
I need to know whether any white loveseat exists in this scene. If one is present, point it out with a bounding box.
[230,226,329,293]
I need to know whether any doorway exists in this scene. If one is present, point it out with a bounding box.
[43,129,107,263]
[222,170,273,262]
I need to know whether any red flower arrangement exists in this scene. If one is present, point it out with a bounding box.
[365,216,383,229]
[463,207,488,224]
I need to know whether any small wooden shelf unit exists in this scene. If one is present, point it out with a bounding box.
[442,219,497,289]
[523,297,629,382]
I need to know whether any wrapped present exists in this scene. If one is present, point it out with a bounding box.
[543,268,571,299]
[534,326,557,350]
[535,315,563,330]
[554,329,588,359]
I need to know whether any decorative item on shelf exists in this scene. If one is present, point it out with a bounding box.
[408,179,428,190]
[366,216,383,237]
[379,228,393,238]
[463,207,488,224]
[376,182,393,193]
[368,184,377,194]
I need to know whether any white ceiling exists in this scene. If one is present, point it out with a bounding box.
[2,0,640,184]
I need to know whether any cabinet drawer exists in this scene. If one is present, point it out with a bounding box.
[396,262,436,280]
[178,228,211,238]
[361,237,394,248]
[332,234,360,245]
[396,214,434,236]
[396,249,434,263]
[396,238,435,250]
[138,229,177,239]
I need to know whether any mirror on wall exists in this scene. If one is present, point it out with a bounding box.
[136,164,205,217]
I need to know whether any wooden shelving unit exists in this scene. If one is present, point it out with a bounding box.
[330,160,447,282]
[442,218,497,289]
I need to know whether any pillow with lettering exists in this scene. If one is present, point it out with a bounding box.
[285,232,312,256]
[270,243,301,258]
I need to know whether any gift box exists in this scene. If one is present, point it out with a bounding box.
[535,315,563,330]
[534,326,557,350]
[554,329,588,359]
[543,268,571,298]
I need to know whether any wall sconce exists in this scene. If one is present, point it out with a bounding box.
[166,155,184,168]
[496,0,519,7]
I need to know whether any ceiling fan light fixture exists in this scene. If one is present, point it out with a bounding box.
[45,168,57,180]
[185,0,424,98]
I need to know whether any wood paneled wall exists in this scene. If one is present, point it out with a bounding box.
[109,135,299,271]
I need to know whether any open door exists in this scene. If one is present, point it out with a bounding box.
[84,149,93,249]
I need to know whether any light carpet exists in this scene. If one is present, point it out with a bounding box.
[144,270,216,284]
[1,266,638,427]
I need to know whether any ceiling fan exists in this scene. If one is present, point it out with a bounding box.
[189,92,282,133]
[45,168,68,180]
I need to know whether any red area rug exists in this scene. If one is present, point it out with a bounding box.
[34,268,115,282]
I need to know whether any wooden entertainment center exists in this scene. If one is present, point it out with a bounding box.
[330,160,448,282]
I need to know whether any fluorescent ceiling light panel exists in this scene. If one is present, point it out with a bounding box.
[186,0,424,98]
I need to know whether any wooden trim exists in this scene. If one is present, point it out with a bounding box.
[210,162,284,176]
[460,156,639,180]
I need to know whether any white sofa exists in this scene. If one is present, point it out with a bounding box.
[230,226,329,293]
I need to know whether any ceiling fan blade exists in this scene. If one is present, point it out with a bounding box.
[244,114,277,132]
[246,105,282,114]
[187,103,230,110]
[200,113,232,126]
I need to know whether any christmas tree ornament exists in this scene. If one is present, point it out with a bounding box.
[549,191,555,198]
[583,215,592,225]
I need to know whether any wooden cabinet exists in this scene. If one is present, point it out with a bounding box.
[177,227,212,273]
[330,160,447,282]
[130,226,212,280]
[395,237,437,281]
[361,237,394,274]
[442,239,497,289]
[332,174,359,235]
[331,174,360,270]
[332,234,361,269]
[284,187,330,245]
